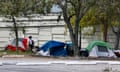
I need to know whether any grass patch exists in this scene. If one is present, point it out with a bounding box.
[0,50,33,56]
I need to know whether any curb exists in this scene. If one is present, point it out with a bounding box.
[1,61,120,66]
[16,62,51,66]
[16,61,120,66]
[65,61,97,65]
[2,55,25,58]
[2,62,17,65]
[95,61,120,65]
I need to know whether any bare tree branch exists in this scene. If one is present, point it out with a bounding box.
[67,0,76,8]
[111,25,117,34]
[68,14,75,21]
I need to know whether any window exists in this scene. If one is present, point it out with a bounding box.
[97,45,108,52]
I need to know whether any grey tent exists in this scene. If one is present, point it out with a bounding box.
[85,41,116,58]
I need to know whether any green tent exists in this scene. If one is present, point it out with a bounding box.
[85,41,116,57]
[86,41,112,52]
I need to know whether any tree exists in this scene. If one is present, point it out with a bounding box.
[0,0,53,52]
[96,0,115,42]
[55,0,96,57]
[80,0,116,42]
[0,0,25,52]
[80,0,120,49]
[111,24,120,50]
[111,0,120,50]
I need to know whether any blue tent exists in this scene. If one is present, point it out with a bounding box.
[39,40,67,56]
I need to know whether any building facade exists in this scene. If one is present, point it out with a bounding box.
[0,14,70,50]
[0,14,118,50]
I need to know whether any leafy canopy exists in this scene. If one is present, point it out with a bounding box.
[0,0,53,16]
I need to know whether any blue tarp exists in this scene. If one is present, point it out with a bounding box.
[39,40,67,56]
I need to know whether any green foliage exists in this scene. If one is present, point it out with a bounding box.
[0,0,53,16]
[79,0,120,29]
[70,16,76,27]
[0,50,32,56]
[80,7,98,27]
[70,6,102,28]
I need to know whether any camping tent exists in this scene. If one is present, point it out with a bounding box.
[6,38,28,52]
[86,41,116,58]
[37,40,67,56]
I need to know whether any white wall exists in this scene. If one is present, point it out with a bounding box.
[0,15,69,50]
[0,15,118,50]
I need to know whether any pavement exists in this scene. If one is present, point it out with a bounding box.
[1,55,120,66]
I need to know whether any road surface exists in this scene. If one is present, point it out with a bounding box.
[0,64,120,72]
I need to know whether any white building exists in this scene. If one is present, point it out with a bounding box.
[0,14,118,50]
[0,14,70,50]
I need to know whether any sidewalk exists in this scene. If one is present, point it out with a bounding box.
[1,55,120,66]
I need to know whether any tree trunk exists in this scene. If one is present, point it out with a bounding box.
[12,16,19,53]
[111,25,120,50]
[73,19,80,57]
[114,25,120,50]
[79,26,82,50]
[103,23,108,42]
[114,35,120,50]
[73,38,79,57]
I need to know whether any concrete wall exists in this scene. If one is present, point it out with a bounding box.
[81,26,117,49]
[0,15,70,50]
[0,15,118,50]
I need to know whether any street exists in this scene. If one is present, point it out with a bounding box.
[0,64,120,72]
[1,57,120,72]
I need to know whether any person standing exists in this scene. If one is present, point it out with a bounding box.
[28,36,34,52]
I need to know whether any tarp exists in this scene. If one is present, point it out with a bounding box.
[38,40,67,56]
[66,43,74,56]
[85,41,116,58]
[6,38,28,52]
